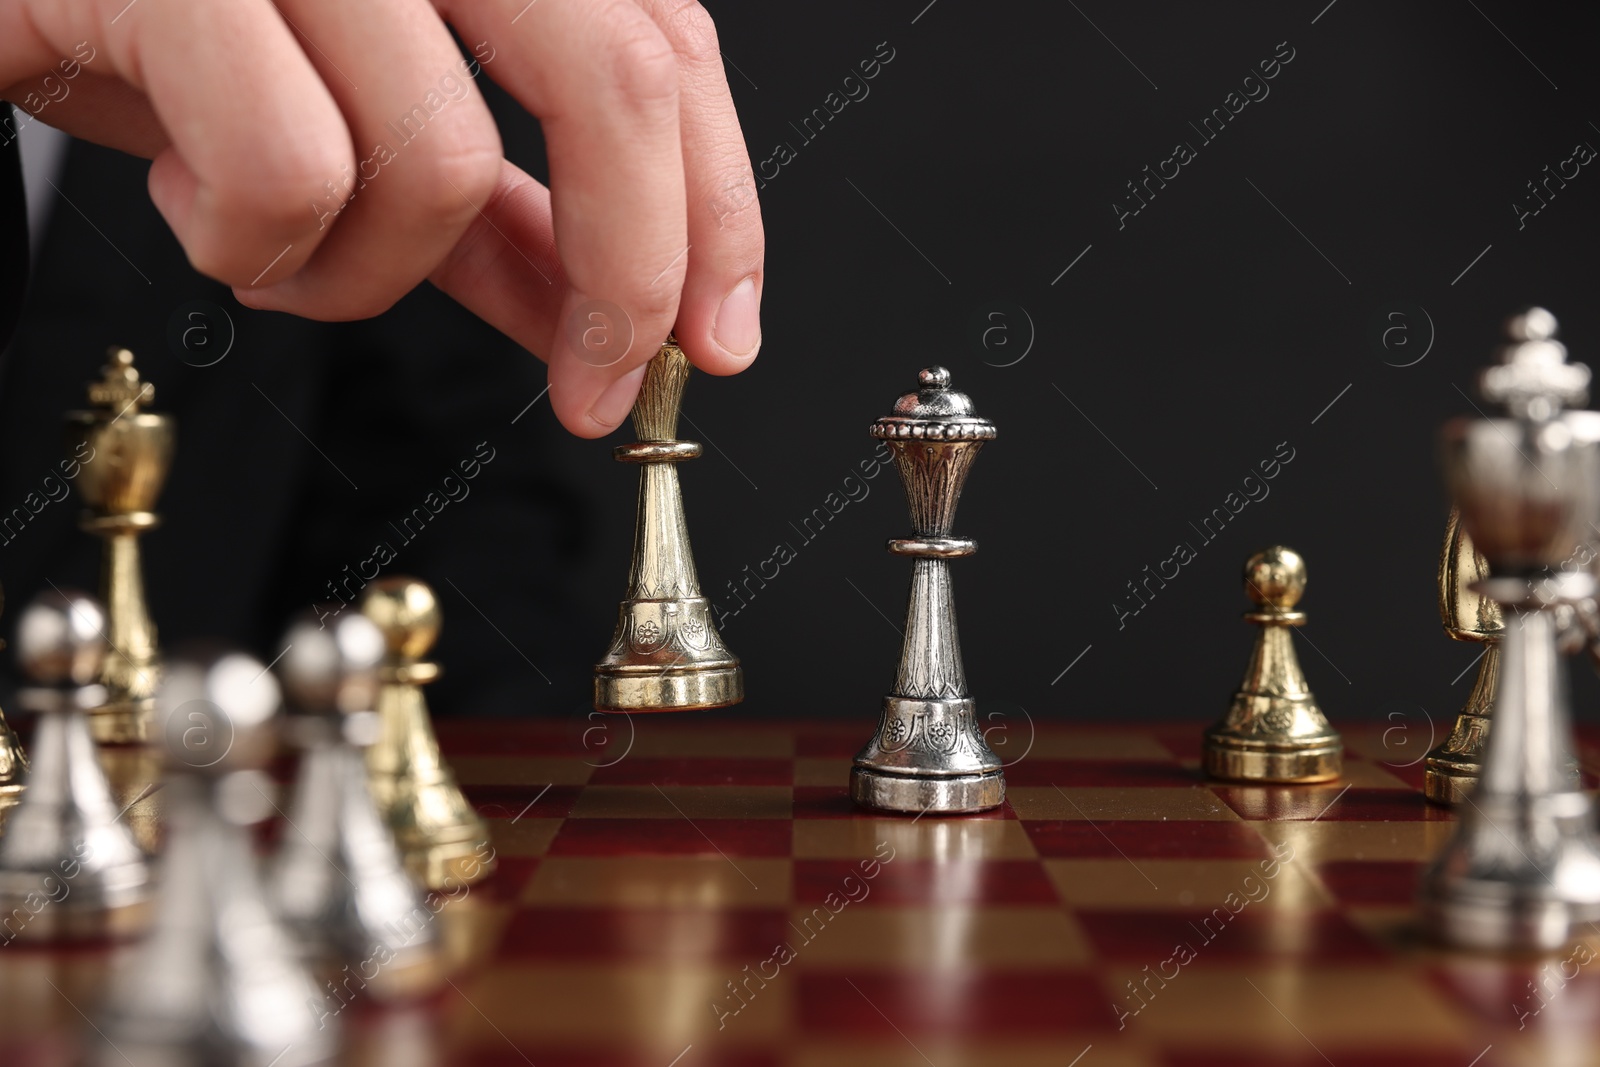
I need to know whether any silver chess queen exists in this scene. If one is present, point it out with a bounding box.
[851,367,1005,814]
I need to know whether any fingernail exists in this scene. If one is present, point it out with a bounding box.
[588,364,649,431]
[714,275,762,357]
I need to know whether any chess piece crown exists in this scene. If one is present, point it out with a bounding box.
[65,346,174,743]
[850,366,1005,815]
[361,576,494,890]
[1202,546,1342,784]
[1421,307,1600,951]
[594,338,743,711]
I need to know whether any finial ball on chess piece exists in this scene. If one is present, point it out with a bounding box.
[16,590,107,687]
[1507,307,1558,342]
[362,578,440,660]
[279,613,385,717]
[1243,546,1306,610]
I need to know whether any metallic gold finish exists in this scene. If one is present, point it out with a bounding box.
[852,367,1004,815]
[1424,507,1503,804]
[64,347,173,744]
[1203,546,1343,783]
[594,338,743,712]
[361,576,495,890]
[0,582,26,803]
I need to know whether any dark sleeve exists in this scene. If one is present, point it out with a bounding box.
[0,122,27,349]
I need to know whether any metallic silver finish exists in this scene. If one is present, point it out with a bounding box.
[270,612,442,1001]
[0,591,150,941]
[94,647,338,1067]
[852,367,1004,814]
[1420,309,1600,952]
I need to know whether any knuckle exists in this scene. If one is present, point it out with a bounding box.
[601,12,679,108]
[657,1,721,64]
[409,141,503,225]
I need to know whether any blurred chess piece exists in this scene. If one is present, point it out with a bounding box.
[594,338,743,712]
[361,577,494,890]
[1203,547,1343,784]
[1421,308,1600,951]
[0,591,150,940]
[851,367,1005,814]
[1424,507,1502,804]
[0,582,27,804]
[64,347,174,744]
[95,645,338,1067]
[270,609,442,1000]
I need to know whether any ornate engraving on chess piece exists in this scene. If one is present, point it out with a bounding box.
[361,577,495,890]
[96,645,338,1067]
[64,347,174,744]
[0,591,151,940]
[1203,547,1343,784]
[1424,507,1502,804]
[851,367,1004,814]
[0,583,27,804]
[1421,308,1600,951]
[270,610,442,1000]
[594,338,743,711]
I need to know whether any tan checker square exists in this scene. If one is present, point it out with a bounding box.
[793,817,1038,861]
[790,905,1093,968]
[1045,858,1332,910]
[627,728,794,758]
[570,785,791,819]
[792,1042,1157,1067]
[1103,963,1470,1048]
[1338,759,1416,789]
[522,857,791,908]
[486,817,562,857]
[1025,730,1173,760]
[1010,786,1239,821]
[444,962,789,1045]
[1251,820,1456,862]
[796,756,851,787]
[451,755,593,786]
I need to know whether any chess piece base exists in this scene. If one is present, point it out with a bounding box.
[1420,793,1600,951]
[1202,731,1342,783]
[594,664,743,712]
[1423,746,1482,805]
[87,699,152,745]
[850,767,1004,814]
[400,829,497,891]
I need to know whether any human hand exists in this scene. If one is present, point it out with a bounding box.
[0,0,764,437]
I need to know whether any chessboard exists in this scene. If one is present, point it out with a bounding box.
[5,714,1600,1067]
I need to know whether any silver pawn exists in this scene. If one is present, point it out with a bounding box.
[1421,307,1600,951]
[94,646,338,1067]
[269,611,442,1002]
[0,590,149,941]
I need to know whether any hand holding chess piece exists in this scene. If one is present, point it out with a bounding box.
[269,609,443,1000]
[65,347,174,744]
[361,576,494,890]
[0,591,150,940]
[1420,308,1600,951]
[95,645,337,1067]
[594,337,743,711]
[1203,547,1342,783]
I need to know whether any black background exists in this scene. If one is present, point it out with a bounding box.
[4,0,1600,743]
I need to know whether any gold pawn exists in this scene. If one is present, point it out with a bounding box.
[361,577,495,889]
[0,582,24,805]
[64,347,174,744]
[1423,506,1501,804]
[1203,546,1343,783]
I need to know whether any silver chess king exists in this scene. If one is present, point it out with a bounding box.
[1420,308,1600,950]
[851,367,1005,814]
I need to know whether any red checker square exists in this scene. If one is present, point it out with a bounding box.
[498,907,791,962]
[589,757,793,786]
[434,718,576,757]
[1006,760,1199,788]
[1315,860,1427,906]
[797,733,866,758]
[1024,820,1275,859]
[1075,909,1385,963]
[1427,956,1600,1027]
[550,818,791,857]
[793,786,1017,821]
[467,784,582,819]
[1149,728,1206,763]
[1211,786,1454,821]
[1165,1055,1478,1067]
[794,859,1059,906]
[477,856,540,901]
[1380,759,1429,792]
[798,969,1116,1035]
[444,1050,780,1067]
